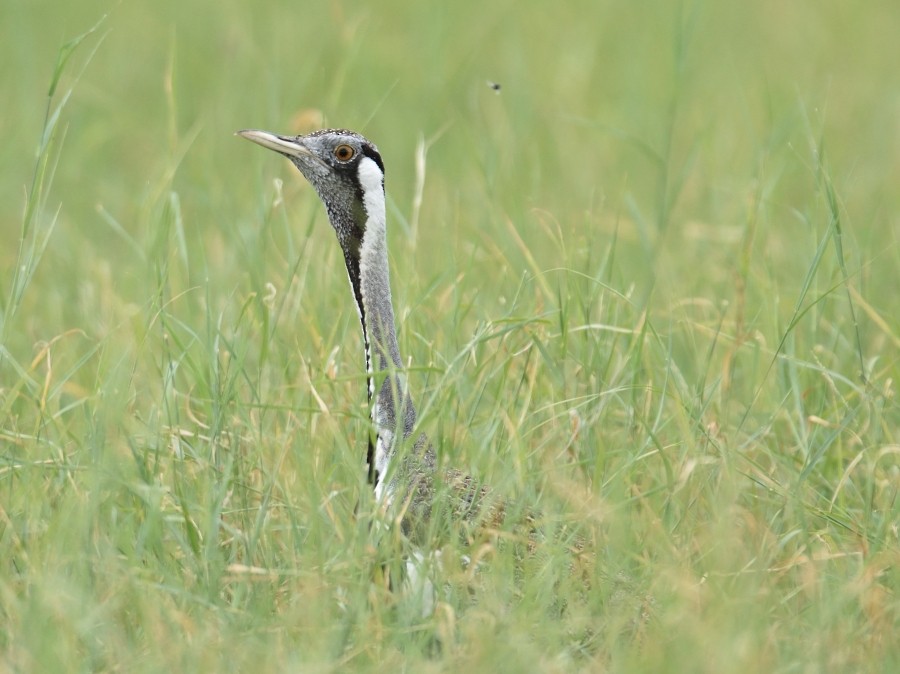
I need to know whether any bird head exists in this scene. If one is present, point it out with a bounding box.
[237,128,386,253]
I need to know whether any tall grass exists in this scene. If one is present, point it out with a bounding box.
[1,1,898,671]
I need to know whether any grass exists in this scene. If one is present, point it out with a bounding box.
[1,0,898,671]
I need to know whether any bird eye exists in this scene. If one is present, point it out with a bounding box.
[334,144,355,161]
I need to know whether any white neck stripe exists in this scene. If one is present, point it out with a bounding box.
[356,154,390,453]
[357,156,385,220]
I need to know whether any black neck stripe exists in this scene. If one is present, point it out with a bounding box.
[360,143,385,178]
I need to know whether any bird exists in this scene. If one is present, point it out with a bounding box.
[235,128,653,627]
[236,128,441,537]
[236,127,607,619]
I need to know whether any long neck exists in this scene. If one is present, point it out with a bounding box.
[359,199,410,431]
[338,157,418,489]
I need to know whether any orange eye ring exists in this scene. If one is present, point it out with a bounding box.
[334,144,355,161]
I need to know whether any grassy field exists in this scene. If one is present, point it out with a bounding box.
[2,0,898,671]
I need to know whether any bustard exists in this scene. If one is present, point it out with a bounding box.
[237,128,441,536]
[236,128,649,624]
[237,127,603,611]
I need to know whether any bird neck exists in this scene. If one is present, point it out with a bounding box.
[337,157,417,494]
[359,203,405,403]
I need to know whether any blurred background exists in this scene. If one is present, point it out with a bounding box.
[3,0,898,318]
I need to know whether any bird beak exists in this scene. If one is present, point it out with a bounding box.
[236,129,314,159]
